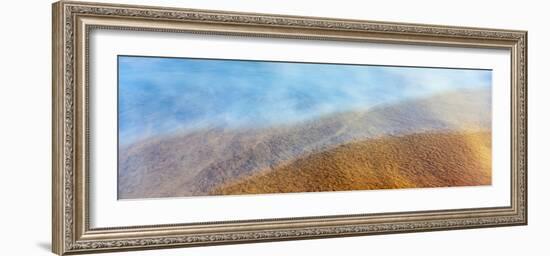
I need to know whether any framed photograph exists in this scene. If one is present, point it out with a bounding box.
[52,1,527,255]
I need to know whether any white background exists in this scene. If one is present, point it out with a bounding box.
[91,30,510,227]
[0,0,547,255]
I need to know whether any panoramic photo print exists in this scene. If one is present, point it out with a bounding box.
[117,56,492,199]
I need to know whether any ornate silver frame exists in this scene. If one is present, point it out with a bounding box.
[52,1,527,255]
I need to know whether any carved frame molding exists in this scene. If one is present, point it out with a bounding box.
[52,1,527,255]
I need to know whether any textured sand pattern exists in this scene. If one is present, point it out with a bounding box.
[212,131,491,195]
